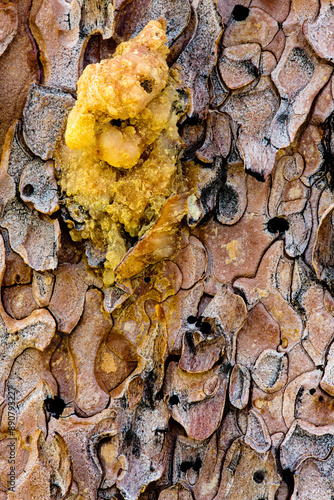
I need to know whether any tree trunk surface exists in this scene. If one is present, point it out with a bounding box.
[1,1,334,499]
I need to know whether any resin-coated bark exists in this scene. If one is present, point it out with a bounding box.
[1,1,334,499]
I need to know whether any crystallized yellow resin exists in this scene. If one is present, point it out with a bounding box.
[57,20,184,285]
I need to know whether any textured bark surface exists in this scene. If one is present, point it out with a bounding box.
[1,1,334,499]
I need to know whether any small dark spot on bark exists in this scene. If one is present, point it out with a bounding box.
[168,394,180,406]
[200,321,211,335]
[44,396,66,419]
[253,470,266,484]
[180,460,193,472]
[232,5,250,21]
[193,457,202,472]
[267,217,289,234]
[23,184,34,196]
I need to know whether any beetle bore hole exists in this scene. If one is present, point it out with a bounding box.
[232,5,250,21]
[200,322,211,335]
[267,217,289,234]
[44,396,66,419]
[187,315,197,324]
[168,394,180,406]
[23,184,34,196]
[253,470,265,484]
[309,388,316,395]
[193,457,202,472]
[319,395,324,402]
[144,277,151,283]
[180,461,192,472]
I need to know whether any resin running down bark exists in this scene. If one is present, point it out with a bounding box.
[57,20,186,285]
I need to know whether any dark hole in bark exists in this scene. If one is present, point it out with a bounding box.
[232,5,250,21]
[169,394,180,406]
[180,460,193,472]
[187,315,197,324]
[180,457,202,473]
[144,276,151,283]
[193,457,202,472]
[44,396,66,419]
[253,470,265,484]
[23,184,34,196]
[309,388,316,395]
[267,217,289,234]
[200,321,211,335]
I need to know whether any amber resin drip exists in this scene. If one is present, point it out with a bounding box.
[56,20,184,285]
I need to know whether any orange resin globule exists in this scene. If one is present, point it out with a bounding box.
[57,20,185,285]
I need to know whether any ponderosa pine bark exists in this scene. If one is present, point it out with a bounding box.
[1,1,334,499]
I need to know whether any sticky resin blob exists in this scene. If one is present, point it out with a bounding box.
[56,20,186,285]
